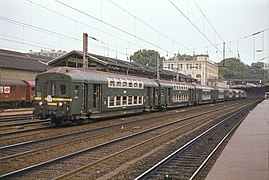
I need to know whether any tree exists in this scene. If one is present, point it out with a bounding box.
[218,58,268,81]
[130,49,165,67]
[218,58,246,79]
[176,53,194,60]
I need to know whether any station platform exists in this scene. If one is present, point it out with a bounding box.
[206,99,269,180]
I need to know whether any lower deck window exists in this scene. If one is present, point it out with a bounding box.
[108,95,143,108]
[116,96,121,106]
[122,96,127,105]
[173,94,188,102]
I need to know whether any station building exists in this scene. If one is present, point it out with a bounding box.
[0,49,51,81]
[48,50,197,83]
[163,54,218,85]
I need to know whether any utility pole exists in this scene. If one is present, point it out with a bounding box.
[223,42,225,66]
[83,33,88,69]
[157,55,160,80]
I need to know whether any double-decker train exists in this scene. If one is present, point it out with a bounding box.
[33,67,246,126]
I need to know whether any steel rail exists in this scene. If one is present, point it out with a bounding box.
[0,103,239,178]
[134,101,258,179]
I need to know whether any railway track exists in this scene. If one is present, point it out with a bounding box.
[0,100,245,156]
[0,99,256,179]
[0,114,34,122]
[135,100,260,179]
[0,100,240,147]
[0,119,50,128]
[0,122,53,137]
[0,110,52,136]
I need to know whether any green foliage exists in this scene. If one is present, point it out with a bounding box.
[176,53,194,60]
[218,58,268,80]
[130,49,164,67]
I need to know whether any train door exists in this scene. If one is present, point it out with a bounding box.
[168,88,171,104]
[152,87,156,108]
[164,88,168,105]
[24,81,31,102]
[189,89,193,105]
[147,87,152,107]
[82,83,88,113]
[93,84,101,112]
[71,83,83,114]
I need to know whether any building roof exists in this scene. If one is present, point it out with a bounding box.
[48,50,195,82]
[0,49,50,72]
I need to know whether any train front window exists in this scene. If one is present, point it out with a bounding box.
[74,86,79,98]
[51,83,55,96]
[60,84,66,95]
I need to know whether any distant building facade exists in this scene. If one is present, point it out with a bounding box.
[163,54,218,85]
[262,62,269,71]
[29,49,67,58]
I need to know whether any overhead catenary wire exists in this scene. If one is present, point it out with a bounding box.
[26,0,145,51]
[193,0,224,43]
[0,18,132,57]
[108,0,192,52]
[169,0,223,55]
[55,0,174,55]
[193,0,237,58]
[1,1,267,63]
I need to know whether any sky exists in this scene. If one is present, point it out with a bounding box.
[0,0,268,65]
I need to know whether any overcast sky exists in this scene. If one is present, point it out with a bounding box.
[0,0,268,65]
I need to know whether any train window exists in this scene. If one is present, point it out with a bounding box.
[116,80,121,87]
[116,96,121,106]
[138,96,142,104]
[161,89,165,96]
[60,84,66,95]
[134,96,138,104]
[51,83,55,96]
[21,86,26,92]
[122,80,127,87]
[75,86,79,98]
[109,80,115,87]
[122,96,127,105]
[10,85,15,92]
[109,97,115,107]
[128,80,133,87]
[128,96,133,105]
[134,81,138,87]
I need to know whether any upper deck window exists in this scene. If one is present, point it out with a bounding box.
[107,78,144,89]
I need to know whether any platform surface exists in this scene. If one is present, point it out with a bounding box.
[206,99,269,180]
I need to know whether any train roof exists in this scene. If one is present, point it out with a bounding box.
[38,67,158,87]
[193,84,214,90]
[0,79,26,86]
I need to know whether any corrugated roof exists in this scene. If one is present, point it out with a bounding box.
[0,49,49,72]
